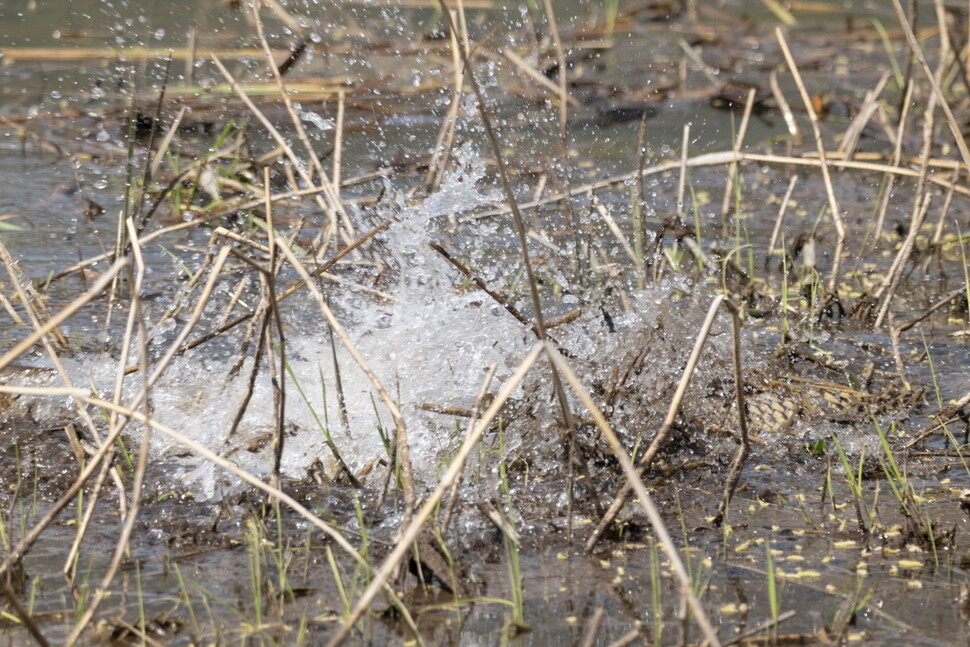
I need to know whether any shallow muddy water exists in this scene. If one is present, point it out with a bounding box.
[2,1,970,646]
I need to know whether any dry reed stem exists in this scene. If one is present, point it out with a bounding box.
[874,193,932,328]
[901,387,970,449]
[586,294,726,552]
[273,236,416,514]
[54,393,424,644]
[541,0,569,137]
[65,222,154,645]
[472,149,970,219]
[837,72,890,162]
[765,175,797,269]
[591,193,638,265]
[776,28,846,296]
[544,342,721,647]
[891,0,970,172]
[323,345,544,647]
[429,241,548,340]
[606,629,641,647]
[579,607,605,647]
[0,240,67,348]
[719,86,757,224]
[0,579,49,647]
[872,81,914,246]
[441,365,496,532]
[677,123,690,218]
[424,13,463,193]
[210,55,350,247]
[0,259,128,372]
[712,298,748,528]
[502,49,580,107]
[436,0,579,536]
[334,89,345,192]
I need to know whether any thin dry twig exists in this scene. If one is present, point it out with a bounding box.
[776,28,846,296]
[586,294,726,552]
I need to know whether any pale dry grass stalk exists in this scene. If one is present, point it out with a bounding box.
[837,72,890,162]
[333,89,345,192]
[591,192,638,264]
[65,221,154,645]
[765,175,797,269]
[541,0,570,137]
[776,27,846,296]
[719,86,757,224]
[209,55,350,248]
[677,122,690,218]
[502,49,580,107]
[586,294,726,552]
[323,344,545,647]
[874,193,932,328]
[872,80,914,246]
[424,11,464,193]
[891,0,970,171]
[473,149,970,220]
[273,236,417,516]
[544,343,721,647]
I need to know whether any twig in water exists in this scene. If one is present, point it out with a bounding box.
[776,28,846,299]
[586,294,726,552]
[323,344,545,647]
[711,298,749,528]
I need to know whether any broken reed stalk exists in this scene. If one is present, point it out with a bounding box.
[541,0,569,139]
[45,392,423,644]
[429,241,549,340]
[544,343,722,647]
[440,365,497,533]
[322,344,545,647]
[264,167,288,480]
[435,0,580,538]
[472,149,970,220]
[719,86,757,227]
[871,80,914,249]
[586,294,726,552]
[891,0,970,172]
[210,54,351,249]
[65,222,154,645]
[711,298,749,528]
[123,218,391,375]
[273,236,416,517]
[424,14,463,193]
[776,28,846,298]
[765,175,797,269]
[874,189,932,329]
[677,123,690,219]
